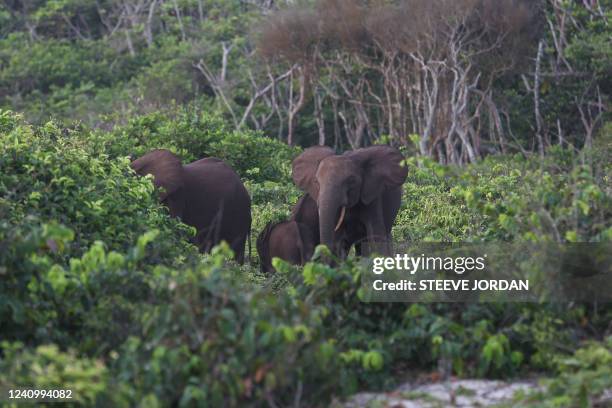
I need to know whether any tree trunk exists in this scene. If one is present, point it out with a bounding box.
[287,70,306,146]
[534,40,545,156]
[171,0,186,40]
[145,0,158,47]
[315,91,326,146]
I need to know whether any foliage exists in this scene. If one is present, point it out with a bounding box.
[1,112,611,405]
[394,132,611,243]
[512,337,612,407]
[0,212,388,405]
[0,1,609,157]
[0,0,610,404]
[104,108,298,183]
[502,1,611,152]
[0,110,197,353]
[113,246,349,406]
[0,342,119,406]
[0,110,196,260]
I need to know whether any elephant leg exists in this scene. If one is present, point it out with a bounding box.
[297,223,316,263]
[195,206,224,253]
[370,187,401,254]
[216,202,251,265]
[231,235,246,264]
[195,226,215,253]
[346,221,367,257]
[382,187,402,236]
[362,198,391,256]
[294,224,306,265]
[355,241,362,256]
[338,240,350,259]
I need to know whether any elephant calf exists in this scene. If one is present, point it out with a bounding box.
[256,220,316,273]
[131,149,251,263]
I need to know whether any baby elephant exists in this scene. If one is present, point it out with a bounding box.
[257,220,316,273]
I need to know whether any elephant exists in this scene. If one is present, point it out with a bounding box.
[256,220,316,273]
[131,149,251,263]
[290,193,367,258]
[290,193,320,240]
[292,145,407,258]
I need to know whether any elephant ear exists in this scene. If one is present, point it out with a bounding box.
[347,146,408,205]
[131,149,184,201]
[292,146,335,200]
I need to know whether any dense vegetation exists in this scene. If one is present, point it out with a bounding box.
[1,110,610,406]
[0,0,610,406]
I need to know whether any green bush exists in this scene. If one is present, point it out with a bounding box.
[0,35,121,95]
[393,157,480,241]
[1,222,386,406]
[104,108,299,183]
[1,111,611,406]
[0,34,145,125]
[0,111,196,260]
[0,342,119,406]
[112,247,348,406]
[0,110,198,351]
[394,139,611,243]
[513,337,612,407]
[130,38,201,107]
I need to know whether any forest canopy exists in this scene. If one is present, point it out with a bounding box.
[0,0,609,162]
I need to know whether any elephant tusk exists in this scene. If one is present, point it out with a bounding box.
[334,206,346,232]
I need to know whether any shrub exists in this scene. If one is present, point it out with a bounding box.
[0,342,121,406]
[0,36,121,95]
[113,247,347,406]
[394,138,611,243]
[0,110,198,351]
[1,224,381,406]
[513,337,612,407]
[104,108,299,183]
[0,111,196,261]
[1,111,610,406]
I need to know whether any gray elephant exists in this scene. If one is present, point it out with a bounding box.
[256,220,316,273]
[131,149,251,263]
[292,145,407,258]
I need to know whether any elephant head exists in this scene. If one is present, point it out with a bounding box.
[292,145,407,255]
[130,149,186,218]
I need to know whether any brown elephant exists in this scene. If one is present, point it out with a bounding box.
[290,194,320,240]
[256,220,316,273]
[292,145,407,258]
[290,193,367,258]
[131,149,251,263]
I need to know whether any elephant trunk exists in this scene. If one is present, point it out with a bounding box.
[318,189,343,255]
